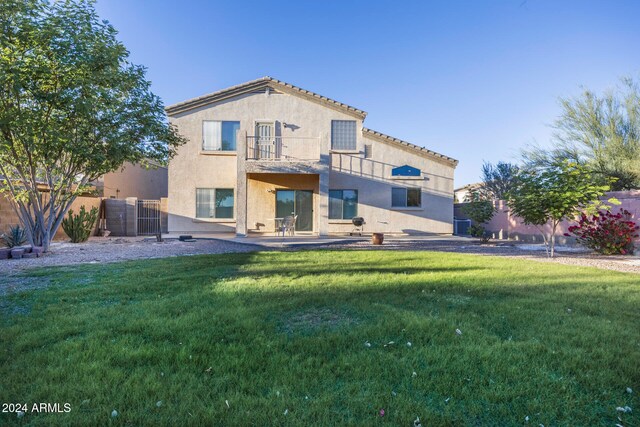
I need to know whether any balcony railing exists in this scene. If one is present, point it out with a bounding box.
[246,136,320,161]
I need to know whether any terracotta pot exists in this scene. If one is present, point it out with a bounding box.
[372,233,384,245]
[10,248,25,259]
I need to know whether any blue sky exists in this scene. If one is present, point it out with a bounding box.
[95,0,640,187]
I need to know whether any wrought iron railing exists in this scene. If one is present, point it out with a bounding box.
[246,136,320,161]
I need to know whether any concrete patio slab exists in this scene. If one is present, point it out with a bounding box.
[160,232,471,248]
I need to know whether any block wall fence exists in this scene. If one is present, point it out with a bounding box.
[455,191,640,245]
[1,195,168,242]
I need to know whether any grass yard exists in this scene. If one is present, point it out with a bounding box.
[1,250,639,426]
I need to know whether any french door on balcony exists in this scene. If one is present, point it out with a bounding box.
[275,190,313,231]
[255,122,276,159]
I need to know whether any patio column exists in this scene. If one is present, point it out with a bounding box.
[318,131,330,237]
[236,130,248,237]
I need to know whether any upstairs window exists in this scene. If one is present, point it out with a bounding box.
[331,120,357,150]
[203,121,240,151]
[329,190,358,219]
[391,188,421,208]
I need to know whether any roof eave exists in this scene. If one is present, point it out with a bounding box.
[165,76,367,120]
[362,128,458,167]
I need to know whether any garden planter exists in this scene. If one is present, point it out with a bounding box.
[372,233,384,245]
[10,248,25,259]
[31,246,44,257]
[0,248,10,260]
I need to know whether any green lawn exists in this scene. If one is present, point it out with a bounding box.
[1,250,638,426]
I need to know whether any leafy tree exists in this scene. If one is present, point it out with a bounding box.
[0,0,185,251]
[480,161,520,200]
[522,76,640,190]
[506,161,609,257]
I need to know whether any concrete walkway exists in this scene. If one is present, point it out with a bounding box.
[161,232,470,248]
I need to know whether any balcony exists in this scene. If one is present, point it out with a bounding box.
[246,136,321,162]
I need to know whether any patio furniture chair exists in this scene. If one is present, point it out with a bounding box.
[281,215,298,236]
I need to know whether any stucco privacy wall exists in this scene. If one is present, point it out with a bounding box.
[102,162,168,200]
[464,191,640,244]
[0,194,101,243]
[167,91,363,234]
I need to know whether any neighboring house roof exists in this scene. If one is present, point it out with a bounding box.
[454,183,483,193]
[165,76,367,119]
[363,128,458,167]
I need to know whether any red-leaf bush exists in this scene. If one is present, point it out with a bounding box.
[566,208,639,255]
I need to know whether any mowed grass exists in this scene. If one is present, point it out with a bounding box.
[0,251,639,426]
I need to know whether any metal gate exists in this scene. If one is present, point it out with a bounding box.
[454,219,472,235]
[137,200,161,235]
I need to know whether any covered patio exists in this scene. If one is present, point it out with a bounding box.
[240,173,326,236]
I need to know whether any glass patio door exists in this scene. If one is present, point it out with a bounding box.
[275,190,313,231]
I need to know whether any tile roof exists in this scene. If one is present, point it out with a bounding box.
[165,76,367,119]
[363,128,458,166]
[165,77,457,166]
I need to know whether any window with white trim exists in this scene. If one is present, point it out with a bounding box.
[202,121,240,151]
[329,190,358,219]
[196,188,234,218]
[391,188,421,208]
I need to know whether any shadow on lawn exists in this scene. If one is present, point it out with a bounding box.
[104,251,640,317]
[2,251,638,427]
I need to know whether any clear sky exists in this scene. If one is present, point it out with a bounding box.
[95,0,640,187]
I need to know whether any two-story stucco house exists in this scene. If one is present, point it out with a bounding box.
[165,77,458,237]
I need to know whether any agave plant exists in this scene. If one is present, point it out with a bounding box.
[1,225,27,248]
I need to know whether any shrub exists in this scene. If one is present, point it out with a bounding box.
[566,208,639,255]
[462,192,495,224]
[468,224,491,243]
[1,225,27,248]
[62,206,99,243]
[462,190,495,243]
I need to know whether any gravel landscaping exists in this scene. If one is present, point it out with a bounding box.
[314,238,640,274]
[0,237,262,276]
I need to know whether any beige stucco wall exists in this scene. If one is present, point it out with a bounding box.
[102,162,168,200]
[167,90,361,234]
[328,137,454,234]
[167,89,455,235]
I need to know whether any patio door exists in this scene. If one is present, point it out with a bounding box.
[275,190,313,231]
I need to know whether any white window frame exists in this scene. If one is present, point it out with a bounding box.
[202,121,240,152]
[391,187,422,208]
[329,189,358,220]
[195,188,235,219]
